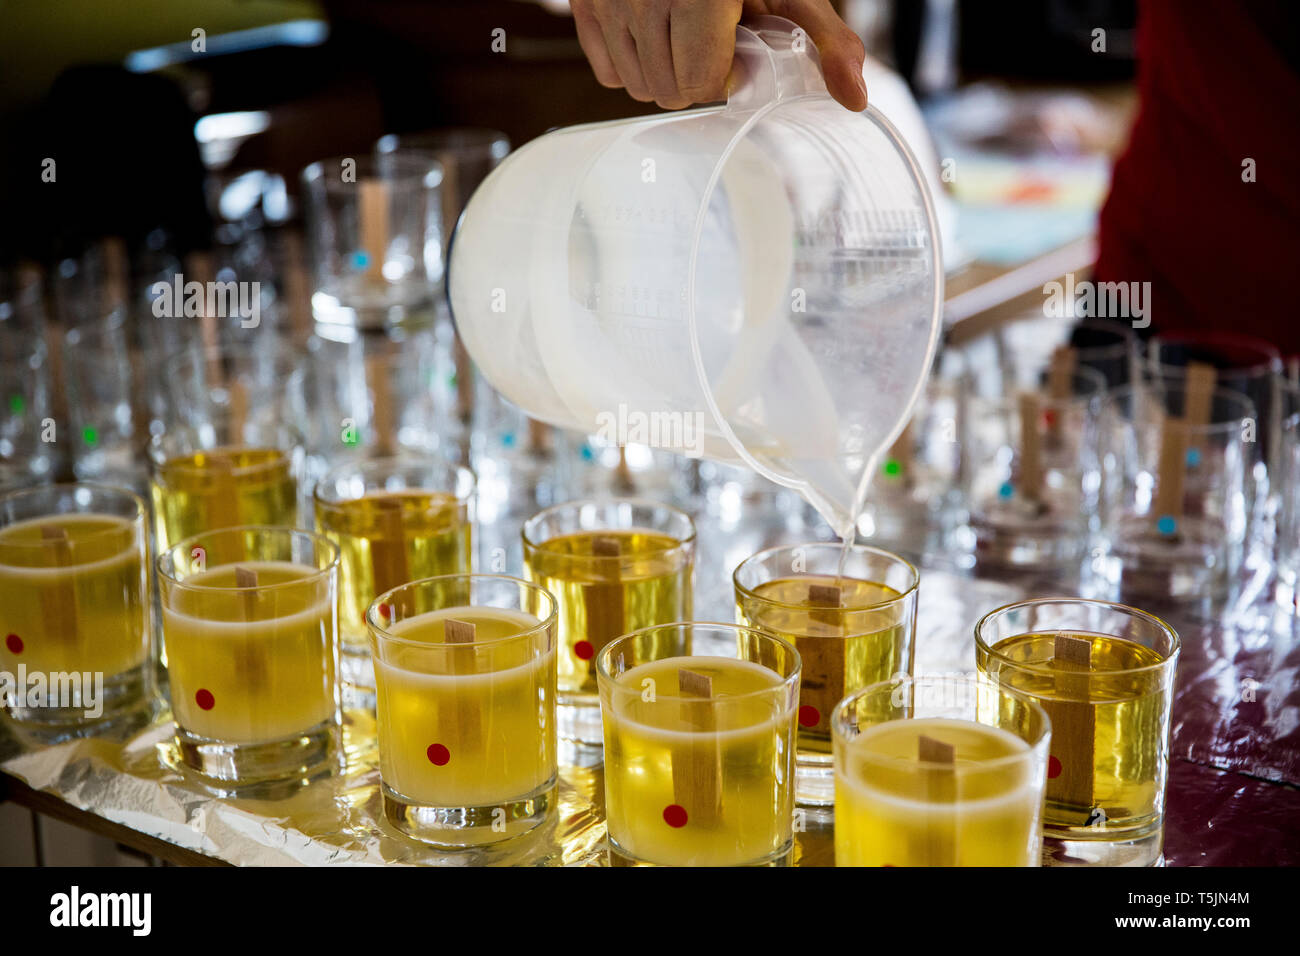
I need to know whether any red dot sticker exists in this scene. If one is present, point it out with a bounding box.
[427,743,450,766]
[574,641,594,660]
[798,705,820,728]
[195,689,215,711]
[377,602,392,621]
[1048,755,1062,779]
[1043,409,1059,428]
[5,633,23,654]
[663,804,688,828]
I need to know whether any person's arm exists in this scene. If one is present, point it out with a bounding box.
[569,0,867,110]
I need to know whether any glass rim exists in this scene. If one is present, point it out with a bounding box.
[830,673,1052,772]
[0,481,145,548]
[375,127,510,157]
[157,525,339,591]
[365,573,557,648]
[1102,382,1258,431]
[731,541,919,610]
[148,431,302,472]
[595,621,801,702]
[312,453,475,507]
[302,153,443,188]
[1149,330,1283,377]
[520,496,697,553]
[974,596,1181,678]
[1070,318,1139,360]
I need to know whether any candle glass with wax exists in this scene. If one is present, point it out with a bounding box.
[965,364,1106,569]
[315,455,474,695]
[0,483,152,733]
[158,527,341,791]
[301,154,443,334]
[976,598,1179,867]
[1095,382,1257,602]
[366,574,558,845]
[522,499,694,746]
[733,542,918,806]
[832,674,1050,867]
[596,623,800,867]
[148,414,303,557]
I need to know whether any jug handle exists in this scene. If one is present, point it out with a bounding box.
[727,16,831,112]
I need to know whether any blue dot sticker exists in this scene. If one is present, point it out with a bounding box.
[1186,448,1201,467]
[351,250,370,269]
[999,482,1015,499]
[1157,514,1178,536]
[501,431,516,448]
[580,443,594,461]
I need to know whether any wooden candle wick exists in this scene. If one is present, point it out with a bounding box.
[1152,417,1188,538]
[1017,391,1045,507]
[359,178,390,286]
[526,417,551,458]
[801,583,845,736]
[366,354,396,456]
[1048,633,1096,809]
[673,668,722,824]
[581,535,625,673]
[918,734,957,866]
[443,617,481,747]
[40,525,78,637]
[1183,361,1216,460]
[209,454,242,531]
[1045,345,1076,448]
[234,565,260,620]
[227,380,249,443]
[369,496,410,594]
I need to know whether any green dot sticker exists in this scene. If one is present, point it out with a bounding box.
[7,394,24,414]
[883,458,902,477]
[82,426,98,446]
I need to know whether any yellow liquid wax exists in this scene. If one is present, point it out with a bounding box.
[834,717,1040,867]
[163,561,336,743]
[737,575,907,750]
[151,446,297,551]
[525,530,690,697]
[374,607,555,806]
[602,656,796,866]
[980,632,1169,836]
[315,491,471,652]
[0,514,148,676]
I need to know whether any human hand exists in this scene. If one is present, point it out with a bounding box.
[570,0,867,111]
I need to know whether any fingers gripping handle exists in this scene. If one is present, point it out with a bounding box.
[728,16,829,111]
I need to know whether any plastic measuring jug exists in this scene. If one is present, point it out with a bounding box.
[448,16,943,537]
